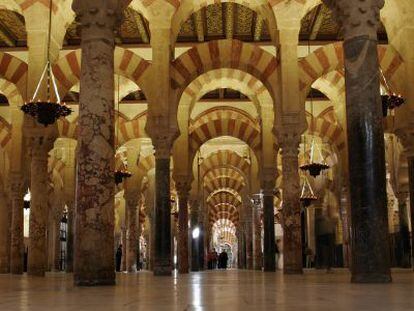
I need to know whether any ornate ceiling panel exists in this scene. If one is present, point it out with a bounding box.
[0,10,26,47]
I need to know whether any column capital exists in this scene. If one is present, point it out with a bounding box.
[260,168,277,195]
[124,190,141,207]
[72,0,123,44]
[276,129,301,158]
[26,135,55,159]
[323,0,384,41]
[175,176,192,198]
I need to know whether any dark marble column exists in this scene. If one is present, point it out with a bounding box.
[153,144,172,276]
[28,136,54,277]
[0,191,10,273]
[253,202,262,270]
[9,174,25,274]
[408,157,414,269]
[176,180,191,274]
[324,0,391,283]
[261,173,276,272]
[190,202,200,272]
[72,0,122,286]
[279,133,303,274]
[396,193,411,268]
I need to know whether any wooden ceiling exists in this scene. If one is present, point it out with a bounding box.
[0,3,388,48]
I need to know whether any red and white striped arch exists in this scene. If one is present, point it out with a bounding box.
[204,167,246,186]
[200,148,251,176]
[0,116,11,150]
[0,52,27,100]
[189,107,261,152]
[209,203,239,225]
[172,39,279,105]
[204,176,246,195]
[298,43,404,96]
[305,112,346,152]
[52,47,152,99]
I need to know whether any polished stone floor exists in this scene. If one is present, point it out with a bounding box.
[0,269,413,310]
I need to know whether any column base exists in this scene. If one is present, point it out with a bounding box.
[74,271,115,286]
[351,273,392,284]
[27,270,45,277]
[153,267,172,276]
[284,267,303,275]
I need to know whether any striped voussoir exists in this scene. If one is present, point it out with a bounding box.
[0,78,24,106]
[0,116,11,150]
[0,52,27,99]
[204,176,246,195]
[117,112,148,146]
[189,107,261,152]
[305,112,346,152]
[53,48,152,99]
[200,148,250,176]
[171,39,278,102]
[298,43,404,94]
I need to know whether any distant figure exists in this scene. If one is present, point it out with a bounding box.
[116,245,123,272]
[219,250,228,269]
[212,249,218,269]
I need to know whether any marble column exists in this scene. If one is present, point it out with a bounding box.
[27,136,54,277]
[9,175,25,274]
[245,221,253,270]
[152,139,173,276]
[176,180,191,274]
[324,0,391,283]
[190,202,200,272]
[121,226,127,272]
[408,157,414,269]
[72,0,122,286]
[125,192,139,272]
[0,191,10,273]
[280,133,303,274]
[261,173,276,272]
[396,192,411,268]
[66,202,74,272]
[253,203,262,270]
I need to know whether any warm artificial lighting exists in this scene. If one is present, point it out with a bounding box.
[192,227,200,239]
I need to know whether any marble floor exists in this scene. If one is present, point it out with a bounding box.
[0,269,413,311]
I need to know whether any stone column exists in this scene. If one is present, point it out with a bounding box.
[176,179,191,274]
[190,201,200,272]
[253,202,262,270]
[279,132,303,274]
[27,136,54,277]
[408,157,414,269]
[261,171,276,272]
[152,136,173,276]
[0,191,10,273]
[9,175,25,274]
[66,201,74,272]
[72,0,122,286]
[396,192,411,268]
[121,225,127,272]
[125,191,139,272]
[324,0,391,283]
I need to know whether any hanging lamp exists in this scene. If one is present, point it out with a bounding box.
[380,68,404,117]
[300,137,330,177]
[21,0,72,126]
[300,176,318,207]
[114,76,132,185]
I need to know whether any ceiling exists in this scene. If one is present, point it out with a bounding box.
[0,3,388,48]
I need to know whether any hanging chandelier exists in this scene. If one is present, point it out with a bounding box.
[300,177,317,207]
[300,137,330,178]
[380,68,404,117]
[21,0,72,126]
[114,76,132,185]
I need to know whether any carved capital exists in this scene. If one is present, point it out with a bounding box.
[277,130,301,158]
[260,167,277,194]
[323,0,384,40]
[175,176,192,199]
[72,0,123,44]
[27,135,55,160]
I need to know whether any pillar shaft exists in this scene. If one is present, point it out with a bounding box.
[0,192,10,273]
[10,176,25,274]
[253,205,262,270]
[72,0,121,286]
[153,151,172,276]
[262,190,275,271]
[125,194,139,272]
[27,138,52,277]
[66,203,74,272]
[176,183,190,274]
[324,0,391,282]
[280,134,303,274]
[409,158,414,268]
